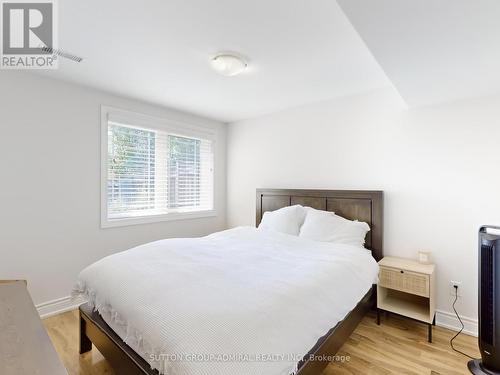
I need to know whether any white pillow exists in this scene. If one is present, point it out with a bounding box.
[258,205,307,236]
[299,209,370,247]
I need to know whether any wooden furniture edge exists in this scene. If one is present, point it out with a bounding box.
[0,279,27,286]
[378,256,435,274]
[296,286,375,375]
[79,304,158,374]
[0,280,67,374]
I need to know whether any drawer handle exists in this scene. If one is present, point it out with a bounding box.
[400,270,404,274]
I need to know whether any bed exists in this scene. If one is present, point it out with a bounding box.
[77,189,383,375]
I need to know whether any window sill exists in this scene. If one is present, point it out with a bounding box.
[101,209,217,229]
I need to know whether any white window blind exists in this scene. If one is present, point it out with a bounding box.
[105,119,214,224]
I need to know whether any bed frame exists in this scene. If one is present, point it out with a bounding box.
[256,189,383,374]
[79,188,383,375]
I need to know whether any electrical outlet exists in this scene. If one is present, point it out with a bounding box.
[449,280,462,297]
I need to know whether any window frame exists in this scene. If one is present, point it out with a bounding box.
[100,105,217,228]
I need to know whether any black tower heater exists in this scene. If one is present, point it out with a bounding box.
[469,226,500,374]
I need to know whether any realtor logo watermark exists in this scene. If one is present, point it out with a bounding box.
[1,0,58,69]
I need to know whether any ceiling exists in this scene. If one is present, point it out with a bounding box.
[337,0,500,108]
[35,0,390,122]
[33,1,500,122]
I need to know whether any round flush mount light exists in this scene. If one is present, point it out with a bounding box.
[210,53,247,77]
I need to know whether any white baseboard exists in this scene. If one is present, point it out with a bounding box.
[36,295,87,319]
[435,309,478,337]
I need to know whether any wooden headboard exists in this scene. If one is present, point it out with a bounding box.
[256,189,383,261]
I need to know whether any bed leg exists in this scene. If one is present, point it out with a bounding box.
[79,313,92,354]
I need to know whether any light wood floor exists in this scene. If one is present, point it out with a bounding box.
[43,310,479,375]
[43,310,114,375]
[323,313,479,375]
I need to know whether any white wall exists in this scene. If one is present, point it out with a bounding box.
[227,86,500,331]
[0,72,227,311]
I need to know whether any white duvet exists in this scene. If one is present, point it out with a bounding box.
[74,227,378,375]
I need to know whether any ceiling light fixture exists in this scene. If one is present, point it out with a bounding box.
[211,53,247,77]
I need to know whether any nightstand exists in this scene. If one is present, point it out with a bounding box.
[376,256,436,342]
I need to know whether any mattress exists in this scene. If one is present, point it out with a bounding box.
[74,226,378,375]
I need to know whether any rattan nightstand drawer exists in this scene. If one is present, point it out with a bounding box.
[379,266,430,297]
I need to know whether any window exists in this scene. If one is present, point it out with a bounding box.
[101,107,215,227]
